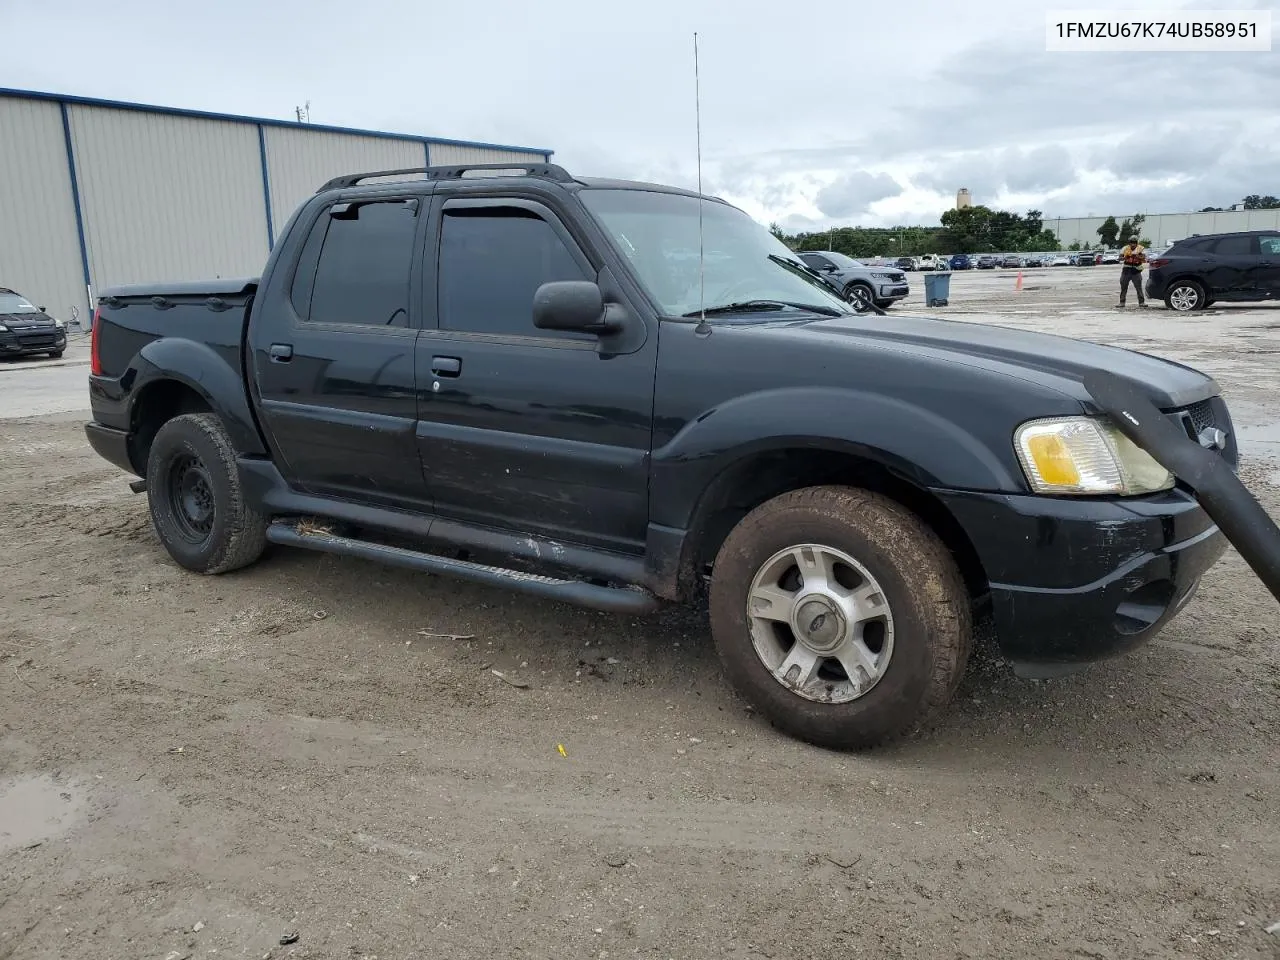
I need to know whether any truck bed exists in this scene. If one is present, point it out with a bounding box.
[94,277,258,381]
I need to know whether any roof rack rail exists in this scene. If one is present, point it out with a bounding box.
[318,163,575,193]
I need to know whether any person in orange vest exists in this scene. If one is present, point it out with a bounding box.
[1117,235,1148,309]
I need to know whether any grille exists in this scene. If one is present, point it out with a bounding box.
[18,334,57,349]
[1184,399,1215,433]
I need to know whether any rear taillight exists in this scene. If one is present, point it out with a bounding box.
[1149,258,1171,270]
[90,306,102,376]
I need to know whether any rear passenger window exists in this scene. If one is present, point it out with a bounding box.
[1211,235,1254,257]
[437,206,591,339]
[299,199,418,327]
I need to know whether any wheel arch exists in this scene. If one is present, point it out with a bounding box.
[674,443,989,603]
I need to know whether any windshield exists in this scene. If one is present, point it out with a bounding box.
[580,189,853,317]
[822,251,865,270]
[0,292,39,314]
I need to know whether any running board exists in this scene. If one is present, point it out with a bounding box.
[265,521,661,615]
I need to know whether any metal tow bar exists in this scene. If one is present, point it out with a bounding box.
[1083,369,1280,604]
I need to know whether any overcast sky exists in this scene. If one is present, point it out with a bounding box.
[4,0,1277,230]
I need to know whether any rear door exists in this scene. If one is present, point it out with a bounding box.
[413,193,658,554]
[1202,233,1258,299]
[1258,234,1280,297]
[250,193,431,509]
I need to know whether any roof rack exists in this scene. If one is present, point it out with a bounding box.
[319,163,575,193]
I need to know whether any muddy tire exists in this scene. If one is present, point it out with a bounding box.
[708,486,971,749]
[146,413,267,575]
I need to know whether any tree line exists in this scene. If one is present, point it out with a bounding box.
[771,193,1276,258]
[771,206,1063,258]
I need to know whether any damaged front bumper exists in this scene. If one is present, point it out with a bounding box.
[934,488,1228,677]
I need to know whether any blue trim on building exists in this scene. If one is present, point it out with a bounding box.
[58,102,93,305]
[257,124,276,249]
[1,86,553,157]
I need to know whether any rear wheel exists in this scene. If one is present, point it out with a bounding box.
[708,486,972,749]
[1165,279,1206,312]
[146,413,267,574]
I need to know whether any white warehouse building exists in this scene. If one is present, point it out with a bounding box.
[0,88,553,324]
[1047,209,1280,251]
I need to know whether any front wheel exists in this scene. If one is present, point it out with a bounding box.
[49,350,64,359]
[845,283,874,311]
[1165,279,1206,312]
[708,486,972,749]
[146,412,268,574]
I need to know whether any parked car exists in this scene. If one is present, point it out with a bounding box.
[1146,230,1280,312]
[1100,251,1121,265]
[1000,255,1021,268]
[1023,255,1043,268]
[1050,255,1071,267]
[949,253,973,270]
[84,161,1235,750]
[917,254,947,271]
[976,255,998,270]
[1075,252,1096,267]
[895,256,916,272]
[797,250,910,309]
[0,287,68,359]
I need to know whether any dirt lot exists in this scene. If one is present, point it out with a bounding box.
[3,268,1279,960]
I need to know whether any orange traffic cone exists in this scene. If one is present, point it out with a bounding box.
[1015,270,1024,291]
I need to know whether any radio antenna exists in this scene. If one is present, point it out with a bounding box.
[693,32,710,336]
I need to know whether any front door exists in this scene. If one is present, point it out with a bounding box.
[250,194,430,509]
[1258,233,1280,298]
[414,195,657,554]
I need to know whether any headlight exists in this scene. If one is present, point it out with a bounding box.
[0,324,7,332]
[1014,416,1174,495]
[54,319,65,329]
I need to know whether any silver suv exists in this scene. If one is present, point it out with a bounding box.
[797,251,910,309]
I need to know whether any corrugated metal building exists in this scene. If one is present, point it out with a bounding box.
[1048,209,1280,251]
[0,88,552,324]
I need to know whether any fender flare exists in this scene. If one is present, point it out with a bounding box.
[129,338,267,457]
[650,385,1023,531]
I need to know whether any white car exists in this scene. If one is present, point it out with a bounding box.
[1050,255,1071,267]
[917,254,947,271]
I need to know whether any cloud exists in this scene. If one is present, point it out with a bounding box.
[1095,125,1241,178]
[814,172,903,218]
[1004,145,1075,193]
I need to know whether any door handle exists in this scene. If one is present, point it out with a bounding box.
[269,343,293,363]
[431,356,462,377]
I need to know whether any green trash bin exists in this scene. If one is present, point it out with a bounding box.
[924,271,951,307]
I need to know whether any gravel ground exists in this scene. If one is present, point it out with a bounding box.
[2,267,1278,960]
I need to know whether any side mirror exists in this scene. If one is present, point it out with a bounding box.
[39,306,47,312]
[533,281,617,334]
[823,263,838,272]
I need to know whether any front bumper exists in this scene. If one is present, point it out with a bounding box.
[935,487,1228,675]
[0,328,67,356]
[878,283,909,301]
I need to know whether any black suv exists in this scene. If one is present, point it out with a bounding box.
[1146,230,1280,312]
[0,287,68,359]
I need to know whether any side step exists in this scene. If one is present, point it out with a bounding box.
[265,521,661,615]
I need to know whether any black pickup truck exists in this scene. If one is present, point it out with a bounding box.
[85,163,1236,749]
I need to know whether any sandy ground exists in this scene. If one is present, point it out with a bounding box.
[2,268,1278,960]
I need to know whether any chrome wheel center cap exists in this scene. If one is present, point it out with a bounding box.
[794,596,845,653]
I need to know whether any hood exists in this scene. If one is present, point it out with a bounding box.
[781,312,1218,409]
[0,311,55,329]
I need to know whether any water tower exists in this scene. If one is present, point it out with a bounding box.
[956,188,972,209]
